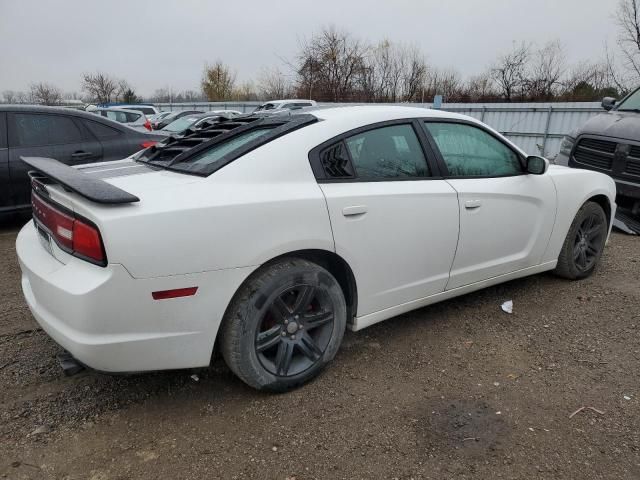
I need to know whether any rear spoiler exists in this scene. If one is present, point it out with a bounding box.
[22,157,140,204]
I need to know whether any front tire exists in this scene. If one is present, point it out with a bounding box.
[554,201,608,280]
[219,258,347,392]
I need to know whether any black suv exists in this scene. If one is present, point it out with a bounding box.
[0,105,164,214]
[558,87,640,212]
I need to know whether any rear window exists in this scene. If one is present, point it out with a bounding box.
[163,116,199,133]
[128,107,155,115]
[177,128,273,173]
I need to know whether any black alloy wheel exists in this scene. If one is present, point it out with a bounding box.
[256,284,335,377]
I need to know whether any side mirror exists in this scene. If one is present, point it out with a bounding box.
[526,155,549,175]
[601,97,617,111]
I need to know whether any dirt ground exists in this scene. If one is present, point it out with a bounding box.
[1,217,639,480]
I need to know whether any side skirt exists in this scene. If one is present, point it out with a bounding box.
[350,260,557,332]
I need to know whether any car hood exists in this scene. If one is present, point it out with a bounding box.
[580,111,640,141]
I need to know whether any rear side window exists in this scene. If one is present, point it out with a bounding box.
[345,124,429,179]
[11,113,83,147]
[425,122,522,177]
[84,120,121,138]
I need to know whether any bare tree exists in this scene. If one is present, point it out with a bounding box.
[523,40,566,100]
[401,47,428,102]
[615,0,640,81]
[2,90,17,103]
[201,61,236,101]
[423,68,463,102]
[82,72,118,103]
[29,82,62,105]
[296,26,368,101]
[465,72,498,102]
[491,42,530,101]
[257,67,292,99]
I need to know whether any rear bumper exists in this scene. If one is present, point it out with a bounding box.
[17,222,253,372]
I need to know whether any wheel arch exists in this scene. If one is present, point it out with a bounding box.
[213,249,358,360]
[266,249,358,325]
[586,194,612,227]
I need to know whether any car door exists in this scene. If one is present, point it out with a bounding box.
[423,121,556,290]
[7,112,103,208]
[0,113,10,212]
[313,120,460,317]
[78,117,131,160]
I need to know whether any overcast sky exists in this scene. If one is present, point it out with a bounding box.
[0,0,620,96]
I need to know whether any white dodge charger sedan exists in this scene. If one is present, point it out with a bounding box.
[16,106,616,391]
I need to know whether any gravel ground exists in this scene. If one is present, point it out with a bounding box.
[1,218,639,480]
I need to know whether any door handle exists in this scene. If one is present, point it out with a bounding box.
[71,151,93,159]
[464,200,482,210]
[342,205,368,217]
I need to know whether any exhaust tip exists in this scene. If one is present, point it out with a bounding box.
[56,351,85,376]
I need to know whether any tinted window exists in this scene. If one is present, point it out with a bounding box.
[425,122,522,177]
[12,113,83,147]
[84,120,120,138]
[345,124,429,179]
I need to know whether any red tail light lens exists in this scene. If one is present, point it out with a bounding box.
[141,140,157,149]
[72,220,104,263]
[144,119,152,131]
[32,193,106,266]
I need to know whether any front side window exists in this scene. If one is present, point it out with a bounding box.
[12,113,83,147]
[425,122,522,177]
[345,124,429,179]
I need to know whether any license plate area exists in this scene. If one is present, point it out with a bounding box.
[34,220,54,256]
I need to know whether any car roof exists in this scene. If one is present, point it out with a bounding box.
[308,105,473,126]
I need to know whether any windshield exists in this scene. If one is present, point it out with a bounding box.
[162,116,199,132]
[255,103,278,112]
[617,88,640,111]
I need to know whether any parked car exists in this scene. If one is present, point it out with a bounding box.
[0,105,164,214]
[557,86,640,212]
[148,111,173,129]
[253,99,317,115]
[16,106,615,392]
[157,111,242,135]
[154,110,203,130]
[89,107,152,131]
[95,104,160,117]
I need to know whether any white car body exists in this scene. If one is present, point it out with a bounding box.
[16,106,616,375]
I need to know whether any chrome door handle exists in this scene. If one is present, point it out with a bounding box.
[342,205,368,217]
[464,200,482,209]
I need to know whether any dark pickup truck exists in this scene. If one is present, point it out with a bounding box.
[0,105,163,214]
[557,87,640,213]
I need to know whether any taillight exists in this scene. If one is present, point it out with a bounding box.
[32,193,106,266]
[144,119,152,131]
[141,140,157,149]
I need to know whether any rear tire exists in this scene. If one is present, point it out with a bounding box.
[554,201,608,280]
[219,258,347,392]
